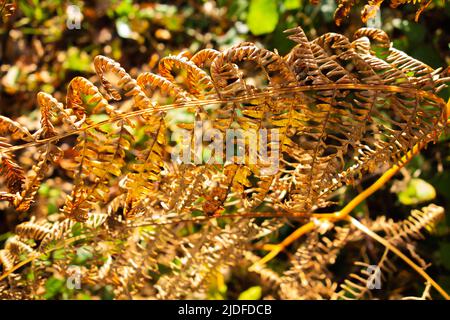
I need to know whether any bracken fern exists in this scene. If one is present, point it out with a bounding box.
[0,25,449,300]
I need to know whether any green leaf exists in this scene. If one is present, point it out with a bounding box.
[207,272,228,300]
[284,0,302,10]
[114,0,135,17]
[102,285,115,300]
[247,0,279,35]
[47,203,58,215]
[398,178,436,206]
[53,248,67,260]
[44,277,65,299]
[63,47,92,72]
[71,222,84,237]
[73,246,93,265]
[38,183,50,196]
[77,293,92,300]
[116,19,134,39]
[238,286,262,300]
[0,232,13,242]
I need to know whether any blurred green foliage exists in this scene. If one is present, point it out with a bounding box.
[238,286,262,300]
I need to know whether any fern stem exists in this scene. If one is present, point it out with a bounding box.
[325,141,425,221]
[348,216,450,300]
[0,234,90,282]
[255,140,426,268]
[249,221,316,270]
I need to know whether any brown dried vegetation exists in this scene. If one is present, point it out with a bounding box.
[0,26,449,299]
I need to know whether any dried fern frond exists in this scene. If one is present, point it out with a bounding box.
[156,219,278,299]
[310,0,435,25]
[0,151,25,195]
[1,25,447,217]
[0,249,16,272]
[61,76,135,221]
[279,225,352,299]
[0,0,15,22]
[0,25,448,300]
[374,204,445,246]
[335,204,444,300]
